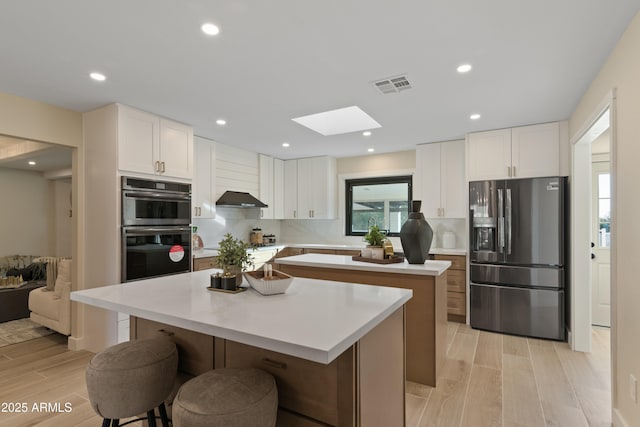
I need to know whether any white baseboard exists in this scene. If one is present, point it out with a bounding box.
[67,335,85,351]
[613,408,631,427]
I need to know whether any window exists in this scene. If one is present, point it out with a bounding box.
[345,176,412,237]
[597,172,611,248]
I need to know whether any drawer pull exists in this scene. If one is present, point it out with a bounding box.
[262,358,287,369]
[158,329,175,337]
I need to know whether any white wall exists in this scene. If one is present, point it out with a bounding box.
[569,11,640,426]
[0,168,70,258]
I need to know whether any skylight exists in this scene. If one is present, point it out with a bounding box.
[292,106,381,136]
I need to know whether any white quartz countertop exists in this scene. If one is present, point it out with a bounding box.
[276,254,451,276]
[71,270,412,364]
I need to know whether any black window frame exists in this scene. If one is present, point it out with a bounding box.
[345,175,413,237]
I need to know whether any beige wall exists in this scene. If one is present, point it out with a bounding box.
[337,150,416,175]
[569,11,640,426]
[0,92,82,147]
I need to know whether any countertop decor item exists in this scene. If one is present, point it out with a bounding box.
[351,255,405,264]
[215,233,255,287]
[192,226,204,251]
[399,200,434,264]
[364,224,386,259]
[243,269,293,295]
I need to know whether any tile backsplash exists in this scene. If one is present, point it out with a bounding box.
[194,208,467,251]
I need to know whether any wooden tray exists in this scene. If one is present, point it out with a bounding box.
[206,286,248,294]
[351,256,405,264]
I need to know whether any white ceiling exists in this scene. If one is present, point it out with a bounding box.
[1,1,638,161]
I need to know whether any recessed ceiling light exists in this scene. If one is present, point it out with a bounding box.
[28,161,36,166]
[282,142,290,148]
[216,119,226,126]
[362,131,372,137]
[470,113,481,120]
[457,64,472,73]
[367,148,375,153]
[90,72,106,81]
[292,106,381,136]
[201,23,220,36]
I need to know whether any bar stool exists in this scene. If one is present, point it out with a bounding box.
[172,368,278,427]
[85,338,178,427]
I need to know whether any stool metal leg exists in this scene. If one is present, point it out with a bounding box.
[101,419,111,427]
[147,409,157,427]
[112,420,120,427]
[158,403,169,427]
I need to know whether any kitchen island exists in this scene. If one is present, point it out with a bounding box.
[275,254,450,386]
[71,269,412,427]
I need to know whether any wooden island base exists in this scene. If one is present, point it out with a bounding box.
[132,306,405,427]
[275,262,447,387]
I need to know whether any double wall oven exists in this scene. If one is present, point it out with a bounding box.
[121,177,192,282]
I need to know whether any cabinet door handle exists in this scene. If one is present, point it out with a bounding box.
[198,207,202,216]
[293,210,297,218]
[161,162,166,173]
[512,165,516,177]
[262,357,287,369]
[155,161,161,172]
[157,329,175,337]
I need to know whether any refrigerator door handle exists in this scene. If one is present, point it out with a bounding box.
[506,188,512,254]
[498,189,504,252]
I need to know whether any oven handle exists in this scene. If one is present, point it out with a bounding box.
[123,226,192,236]
[123,191,191,201]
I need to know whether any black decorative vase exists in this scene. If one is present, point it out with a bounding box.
[400,200,434,264]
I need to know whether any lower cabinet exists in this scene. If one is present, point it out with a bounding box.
[220,340,354,426]
[193,256,216,271]
[132,317,215,375]
[434,254,467,323]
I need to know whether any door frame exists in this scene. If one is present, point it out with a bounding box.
[591,160,611,327]
[570,89,616,353]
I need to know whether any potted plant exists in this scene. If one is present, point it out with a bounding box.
[364,225,386,259]
[215,233,255,287]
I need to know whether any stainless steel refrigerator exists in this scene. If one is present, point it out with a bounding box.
[469,176,567,341]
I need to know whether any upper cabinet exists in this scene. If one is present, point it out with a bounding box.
[259,155,285,219]
[118,105,193,180]
[467,122,563,181]
[415,140,466,219]
[283,156,337,219]
[193,136,216,219]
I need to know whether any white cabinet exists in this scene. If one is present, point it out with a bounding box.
[259,155,285,219]
[274,159,284,219]
[415,140,466,218]
[118,105,193,180]
[259,155,274,219]
[283,160,298,219]
[193,136,216,218]
[283,157,337,219]
[467,122,561,181]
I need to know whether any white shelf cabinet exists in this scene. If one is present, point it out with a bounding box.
[283,156,337,219]
[193,136,216,219]
[467,122,561,181]
[415,140,466,219]
[118,105,193,180]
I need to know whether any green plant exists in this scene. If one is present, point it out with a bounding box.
[215,233,255,274]
[364,225,386,247]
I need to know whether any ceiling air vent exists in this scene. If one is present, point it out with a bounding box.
[373,75,412,94]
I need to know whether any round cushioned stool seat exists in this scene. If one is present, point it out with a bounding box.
[173,368,277,427]
[85,338,178,420]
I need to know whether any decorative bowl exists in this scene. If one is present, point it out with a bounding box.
[243,270,293,295]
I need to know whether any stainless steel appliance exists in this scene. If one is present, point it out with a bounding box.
[122,177,191,226]
[121,177,192,282]
[469,177,567,341]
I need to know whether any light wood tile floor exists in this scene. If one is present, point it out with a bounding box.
[407,323,611,427]
[0,325,611,426]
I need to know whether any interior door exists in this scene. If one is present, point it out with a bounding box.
[591,162,611,327]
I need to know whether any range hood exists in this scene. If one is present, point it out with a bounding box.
[216,191,268,208]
